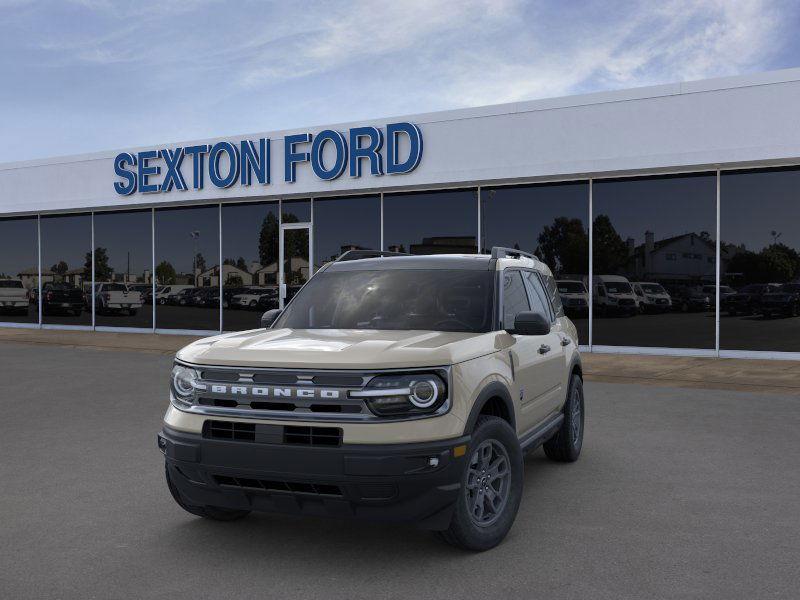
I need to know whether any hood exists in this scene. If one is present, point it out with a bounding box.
[176,328,503,369]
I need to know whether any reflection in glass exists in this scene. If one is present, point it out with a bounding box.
[721,168,800,352]
[40,214,92,325]
[283,228,310,305]
[282,199,311,223]
[592,174,717,349]
[313,195,380,268]
[0,217,39,324]
[155,206,220,331]
[93,210,152,328]
[481,182,589,343]
[221,202,279,331]
[383,190,478,255]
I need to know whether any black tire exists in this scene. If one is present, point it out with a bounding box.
[437,416,523,551]
[164,463,250,522]
[543,374,584,463]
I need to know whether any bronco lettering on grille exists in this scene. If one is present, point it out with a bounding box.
[209,385,341,399]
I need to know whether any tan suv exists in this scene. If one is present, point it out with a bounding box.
[158,248,584,551]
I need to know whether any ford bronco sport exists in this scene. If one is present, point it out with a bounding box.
[159,248,584,551]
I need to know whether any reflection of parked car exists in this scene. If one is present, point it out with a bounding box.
[42,282,84,316]
[127,284,156,305]
[168,287,198,306]
[723,283,780,316]
[188,287,220,308]
[222,286,248,309]
[631,282,672,313]
[0,279,30,314]
[156,285,194,305]
[232,287,275,310]
[255,290,279,312]
[669,286,711,312]
[89,283,143,315]
[593,275,637,316]
[701,285,736,303]
[759,283,800,318]
[556,280,588,316]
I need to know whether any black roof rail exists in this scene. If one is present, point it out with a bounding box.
[334,249,410,262]
[489,246,538,261]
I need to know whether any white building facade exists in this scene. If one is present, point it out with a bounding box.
[2,68,800,358]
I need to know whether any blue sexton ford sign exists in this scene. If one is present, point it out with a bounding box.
[112,122,423,195]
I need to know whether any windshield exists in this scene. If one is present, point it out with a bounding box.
[641,283,665,294]
[275,269,496,333]
[605,282,632,294]
[0,280,23,288]
[557,281,585,294]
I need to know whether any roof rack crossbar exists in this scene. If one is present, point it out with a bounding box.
[334,249,410,262]
[489,246,538,261]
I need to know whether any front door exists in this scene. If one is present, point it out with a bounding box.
[279,223,311,309]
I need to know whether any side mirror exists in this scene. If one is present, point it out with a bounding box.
[510,311,551,336]
[260,308,282,329]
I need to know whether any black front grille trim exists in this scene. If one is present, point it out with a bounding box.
[205,420,255,441]
[284,425,342,447]
[213,475,343,497]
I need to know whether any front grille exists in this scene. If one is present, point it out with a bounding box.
[203,420,342,446]
[284,426,342,447]
[213,475,343,497]
[205,420,255,441]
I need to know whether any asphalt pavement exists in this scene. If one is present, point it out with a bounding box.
[0,342,798,599]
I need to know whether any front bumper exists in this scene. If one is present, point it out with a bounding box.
[159,425,470,530]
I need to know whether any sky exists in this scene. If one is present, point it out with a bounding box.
[1,0,799,163]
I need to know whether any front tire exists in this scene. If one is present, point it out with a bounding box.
[543,374,584,462]
[438,416,523,551]
[165,464,250,522]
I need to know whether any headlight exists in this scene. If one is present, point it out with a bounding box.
[170,364,201,406]
[351,372,448,417]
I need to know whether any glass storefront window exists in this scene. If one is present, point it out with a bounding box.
[312,195,380,268]
[383,189,478,254]
[221,201,279,331]
[721,168,800,352]
[0,217,39,324]
[592,174,717,349]
[282,199,311,223]
[92,210,153,329]
[40,214,92,326]
[481,182,589,343]
[154,206,220,331]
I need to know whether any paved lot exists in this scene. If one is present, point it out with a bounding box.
[1,343,799,600]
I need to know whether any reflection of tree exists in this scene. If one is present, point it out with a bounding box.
[84,247,112,282]
[223,257,249,272]
[592,215,629,274]
[194,253,207,273]
[727,243,800,284]
[156,261,177,285]
[535,217,589,276]
[258,213,279,267]
[51,261,68,276]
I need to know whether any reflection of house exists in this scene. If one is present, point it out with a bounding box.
[197,264,253,287]
[283,257,309,285]
[392,236,477,255]
[17,267,54,290]
[628,231,715,282]
[254,262,278,286]
[62,268,85,287]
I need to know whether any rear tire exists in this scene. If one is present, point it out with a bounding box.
[165,464,250,521]
[543,374,584,463]
[437,416,523,551]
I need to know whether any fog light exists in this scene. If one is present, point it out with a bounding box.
[428,457,439,468]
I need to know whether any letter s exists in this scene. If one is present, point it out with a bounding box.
[113,152,137,195]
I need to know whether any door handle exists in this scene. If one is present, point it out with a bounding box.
[560,336,571,346]
[538,344,551,354]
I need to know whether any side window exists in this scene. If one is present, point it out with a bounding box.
[502,271,531,329]
[539,272,564,319]
[522,271,551,320]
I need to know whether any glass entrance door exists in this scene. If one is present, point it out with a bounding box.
[279,224,310,309]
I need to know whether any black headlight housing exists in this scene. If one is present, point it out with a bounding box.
[351,371,449,417]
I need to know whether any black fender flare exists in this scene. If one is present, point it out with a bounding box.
[463,381,516,435]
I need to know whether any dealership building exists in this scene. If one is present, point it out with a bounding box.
[1,68,800,359]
